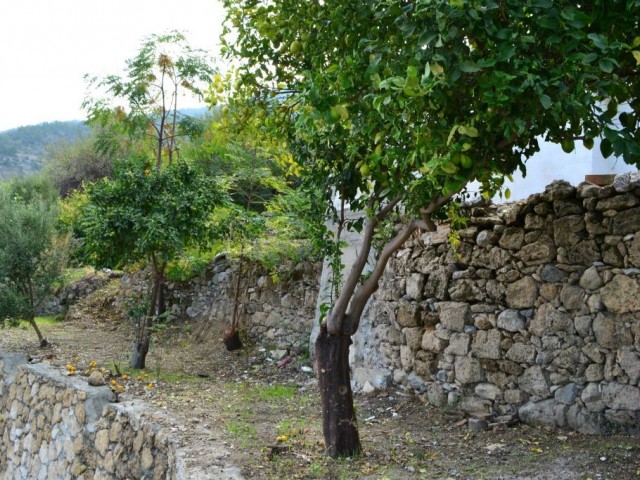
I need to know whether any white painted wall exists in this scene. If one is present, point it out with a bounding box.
[486,103,638,201]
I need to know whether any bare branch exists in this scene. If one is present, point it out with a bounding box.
[326,195,401,334]
[343,218,422,335]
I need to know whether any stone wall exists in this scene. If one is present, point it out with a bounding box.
[120,257,321,353]
[356,174,640,434]
[0,354,182,479]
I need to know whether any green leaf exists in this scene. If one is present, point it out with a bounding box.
[598,58,614,73]
[429,63,444,76]
[447,125,459,145]
[458,125,479,137]
[587,33,607,50]
[537,17,559,29]
[600,138,614,158]
[460,61,482,73]
[632,51,640,66]
[539,94,552,110]
[441,163,459,174]
[399,21,416,37]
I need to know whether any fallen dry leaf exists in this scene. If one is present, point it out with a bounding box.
[486,443,506,453]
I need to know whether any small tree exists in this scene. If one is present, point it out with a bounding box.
[83,30,215,169]
[193,106,296,349]
[79,160,226,368]
[223,0,640,456]
[0,176,68,347]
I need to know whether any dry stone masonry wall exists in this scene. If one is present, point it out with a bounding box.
[120,257,321,353]
[0,354,181,479]
[357,173,640,434]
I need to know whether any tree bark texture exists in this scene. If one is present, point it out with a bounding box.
[315,324,362,458]
[130,267,164,369]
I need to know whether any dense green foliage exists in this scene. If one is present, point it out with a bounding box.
[224,0,639,220]
[80,160,226,270]
[0,176,68,346]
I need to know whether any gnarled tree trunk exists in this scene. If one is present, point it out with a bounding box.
[315,323,361,457]
[316,196,435,457]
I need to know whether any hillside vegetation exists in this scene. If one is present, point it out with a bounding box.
[0,121,90,179]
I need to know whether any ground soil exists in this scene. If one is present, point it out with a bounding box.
[2,278,640,479]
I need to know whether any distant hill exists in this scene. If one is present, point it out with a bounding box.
[0,121,90,179]
[0,109,212,180]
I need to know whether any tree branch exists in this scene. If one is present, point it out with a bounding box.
[326,195,401,335]
[343,217,424,335]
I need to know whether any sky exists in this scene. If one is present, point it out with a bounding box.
[0,0,225,132]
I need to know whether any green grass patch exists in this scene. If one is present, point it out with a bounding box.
[55,266,95,288]
[256,385,297,401]
[19,316,62,328]
[227,420,257,447]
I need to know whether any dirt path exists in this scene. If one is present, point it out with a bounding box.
[2,280,640,479]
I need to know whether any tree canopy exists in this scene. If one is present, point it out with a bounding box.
[0,176,68,346]
[224,0,639,218]
[80,160,226,270]
[83,31,215,168]
[222,0,640,457]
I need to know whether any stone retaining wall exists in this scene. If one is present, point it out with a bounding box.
[0,354,178,479]
[356,174,640,434]
[120,257,321,353]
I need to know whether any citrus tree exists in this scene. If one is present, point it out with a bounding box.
[79,160,226,368]
[83,31,215,169]
[0,176,69,347]
[223,0,640,456]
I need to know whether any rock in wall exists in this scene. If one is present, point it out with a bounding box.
[356,174,640,434]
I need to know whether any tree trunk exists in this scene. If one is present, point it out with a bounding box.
[131,304,153,369]
[315,323,361,458]
[224,256,245,351]
[130,336,149,370]
[28,316,49,348]
[130,266,164,369]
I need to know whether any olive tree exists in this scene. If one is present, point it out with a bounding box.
[223,0,640,456]
[0,176,68,347]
